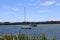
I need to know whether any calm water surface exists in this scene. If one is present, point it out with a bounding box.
[0,24,60,39]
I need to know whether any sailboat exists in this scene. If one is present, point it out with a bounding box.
[21,8,32,29]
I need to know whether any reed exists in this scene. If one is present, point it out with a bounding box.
[0,33,57,40]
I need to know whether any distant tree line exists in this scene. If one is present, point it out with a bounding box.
[0,21,60,25]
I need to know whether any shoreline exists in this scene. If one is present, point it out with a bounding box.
[0,21,60,25]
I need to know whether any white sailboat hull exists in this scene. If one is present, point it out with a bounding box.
[21,25,32,29]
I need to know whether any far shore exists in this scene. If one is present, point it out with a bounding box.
[0,21,60,25]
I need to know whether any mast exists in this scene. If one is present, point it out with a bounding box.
[24,7,26,22]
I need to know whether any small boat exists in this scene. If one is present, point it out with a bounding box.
[29,24,37,27]
[31,24,37,27]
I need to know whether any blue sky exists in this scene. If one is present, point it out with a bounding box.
[0,0,60,22]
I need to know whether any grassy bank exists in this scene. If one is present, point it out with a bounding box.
[0,33,56,40]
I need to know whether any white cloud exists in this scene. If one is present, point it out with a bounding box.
[28,0,56,6]
[11,8,19,11]
[40,1,55,6]
[1,5,19,11]
[56,3,60,6]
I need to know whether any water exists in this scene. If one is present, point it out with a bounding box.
[0,24,60,39]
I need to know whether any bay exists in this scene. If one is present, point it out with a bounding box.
[0,24,60,39]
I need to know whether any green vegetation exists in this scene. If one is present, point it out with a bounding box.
[0,33,57,40]
[0,21,60,25]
